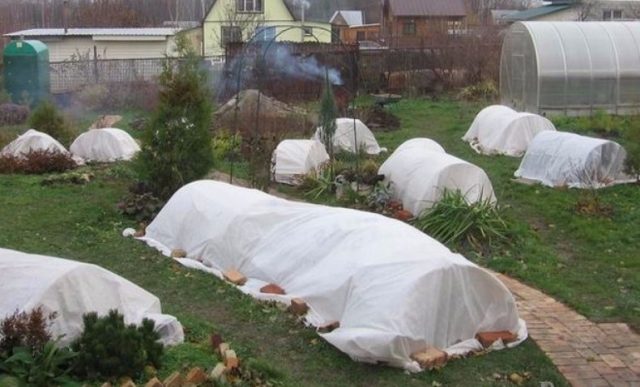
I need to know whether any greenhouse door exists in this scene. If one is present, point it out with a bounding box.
[511,54,526,110]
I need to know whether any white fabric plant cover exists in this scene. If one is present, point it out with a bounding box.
[313,118,383,155]
[70,128,140,162]
[272,140,329,185]
[0,248,184,347]
[393,137,445,154]
[514,131,629,188]
[139,180,526,371]
[0,129,69,157]
[379,144,497,216]
[463,105,556,157]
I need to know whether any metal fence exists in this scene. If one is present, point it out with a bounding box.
[49,56,225,94]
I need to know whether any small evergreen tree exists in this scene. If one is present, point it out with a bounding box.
[318,73,338,176]
[28,101,73,145]
[137,36,214,199]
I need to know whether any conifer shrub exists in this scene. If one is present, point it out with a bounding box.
[28,101,74,145]
[137,37,214,199]
[71,310,162,380]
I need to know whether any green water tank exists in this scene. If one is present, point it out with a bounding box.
[3,40,50,106]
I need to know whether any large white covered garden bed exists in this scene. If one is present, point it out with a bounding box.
[139,181,526,371]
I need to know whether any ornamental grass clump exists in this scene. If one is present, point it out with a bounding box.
[412,189,508,250]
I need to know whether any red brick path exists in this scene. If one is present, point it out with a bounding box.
[496,273,640,387]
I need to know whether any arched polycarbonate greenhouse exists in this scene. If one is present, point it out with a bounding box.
[500,22,640,116]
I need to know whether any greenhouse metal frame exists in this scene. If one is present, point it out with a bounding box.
[500,21,640,116]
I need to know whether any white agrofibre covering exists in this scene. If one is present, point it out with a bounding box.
[0,129,69,157]
[463,105,556,157]
[0,248,184,347]
[379,142,497,215]
[272,140,329,185]
[70,128,140,162]
[393,137,446,154]
[140,181,526,371]
[313,118,383,155]
[514,131,629,188]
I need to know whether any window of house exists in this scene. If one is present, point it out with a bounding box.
[403,19,416,35]
[356,31,365,41]
[603,9,623,20]
[221,26,242,46]
[255,26,276,42]
[303,26,313,36]
[236,0,263,13]
[447,20,463,35]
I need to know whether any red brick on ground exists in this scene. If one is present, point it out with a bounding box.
[260,283,286,295]
[186,367,207,384]
[476,331,517,348]
[223,270,247,285]
[290,298,309,315]
[410,347,448,370]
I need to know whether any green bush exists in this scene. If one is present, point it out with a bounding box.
[71,310,163,381]
[457,81,498,101]
[0,341,76,386]
[0,308,74,387]
[624,123,640,180]
[412,189,508,250]
[212,130,241,161]
[137,37,214,199]
[28,101,73,145]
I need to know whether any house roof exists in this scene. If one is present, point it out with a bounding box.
[502,4,572,22]
[387,0,467,18]
[4,28,179,38]
[330,10,364,26]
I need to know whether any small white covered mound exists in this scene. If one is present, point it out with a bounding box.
[463,105,556,157]
[515,131,628,188]
[272,140,329,185]
[380,142,496,215]
[70,128,140,162]
[393,137,445,154]
[140,181,526,371]
[0,129,69,157]
[0,248,184,347]
[313,118,383,155]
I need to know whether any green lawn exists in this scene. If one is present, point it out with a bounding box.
[0,98,578,385]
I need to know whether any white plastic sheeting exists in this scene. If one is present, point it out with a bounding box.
[0,248,184,347]
[313,118,383,155]
[139,180,526,371]
[463,105,556,157]
[70,128,140,162]
[380,141,497,215]
[514,131,629,188]
[393,137,445,154]
[0,129,69,157]
[272,140,329,185]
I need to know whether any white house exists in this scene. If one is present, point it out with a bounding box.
[4,28,182,62]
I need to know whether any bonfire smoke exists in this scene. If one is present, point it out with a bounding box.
[268,45,343,86]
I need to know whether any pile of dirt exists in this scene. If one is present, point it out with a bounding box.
[356,105,401,132]
[213,90,313,136]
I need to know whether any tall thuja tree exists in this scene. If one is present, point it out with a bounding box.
[318,72,338,177]
[138,36,214,199]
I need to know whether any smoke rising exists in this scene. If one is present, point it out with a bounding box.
[268,45,343,85]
